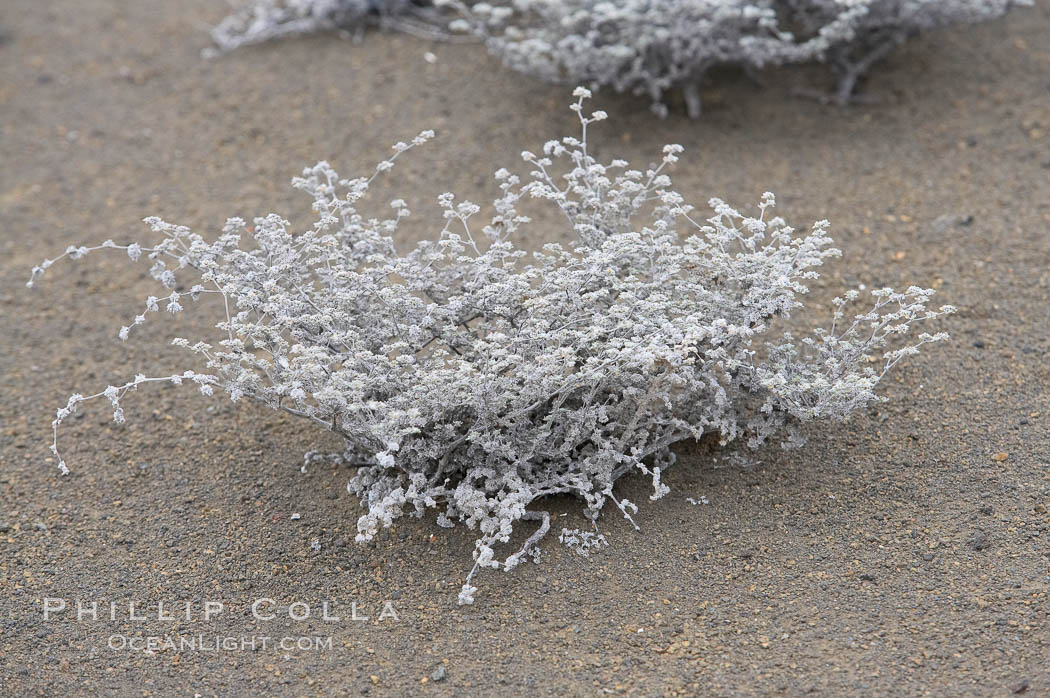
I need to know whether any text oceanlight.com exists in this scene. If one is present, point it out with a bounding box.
[107,634,334,652]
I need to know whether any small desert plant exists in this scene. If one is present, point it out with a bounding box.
[209,0,446,53]
[455,0,1031,114]
[450,1,806,118]
[30,89,952,603]
[209,1,1031,112]
[780,0,1034,105]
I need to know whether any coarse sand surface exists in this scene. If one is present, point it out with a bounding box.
[1,2,1048,695]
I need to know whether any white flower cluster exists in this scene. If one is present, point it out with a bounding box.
[559,527,610,557]
[455,0,1031,116]
[31,90,953,602]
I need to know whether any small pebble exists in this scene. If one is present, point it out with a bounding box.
[970,532,991,551]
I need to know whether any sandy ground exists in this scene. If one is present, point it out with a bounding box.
[1,1,1049,696]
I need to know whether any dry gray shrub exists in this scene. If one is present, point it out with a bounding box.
[209,1,1031,113]
[209,0,446,52]
[451,0,806,117]
[780,0,1033,105]
[454,0,1032,114]
[30,89,953,603]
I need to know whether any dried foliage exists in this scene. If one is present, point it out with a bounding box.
[455,0,1031,115]
[453,0,804,117]
[780,0,1032,105]
[209,1,1031,113]
[209,0,443,53]
[30,91,952,602]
